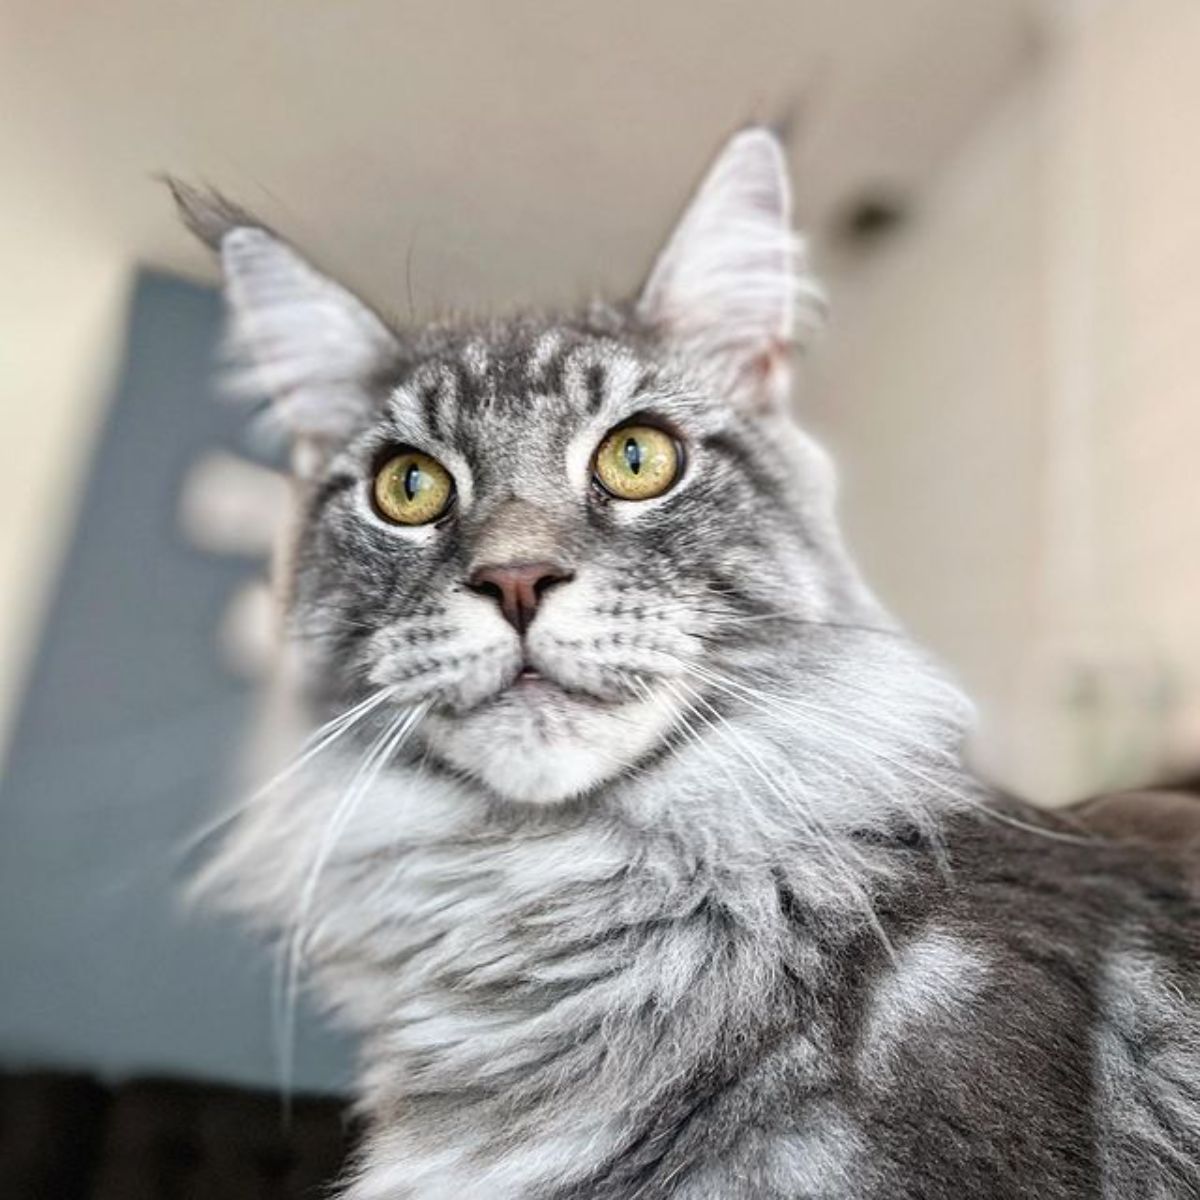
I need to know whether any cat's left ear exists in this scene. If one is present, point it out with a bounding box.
[168,180,400,453]
[636,128,824,410]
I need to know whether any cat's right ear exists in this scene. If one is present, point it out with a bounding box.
[168,180,399,452]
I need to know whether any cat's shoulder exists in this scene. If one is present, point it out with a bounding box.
[1070,779,1200,861]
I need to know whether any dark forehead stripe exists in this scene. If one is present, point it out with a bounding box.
[419,380,445,439]
[449,341,569,416]
[453,357,490,412]
[584,363,607,413]
[633,370,658,398]
[395,360,461,441]
[528,339,569,397]
[392,321,651,432]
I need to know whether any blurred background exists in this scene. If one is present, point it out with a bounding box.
[1,0,1198,1190]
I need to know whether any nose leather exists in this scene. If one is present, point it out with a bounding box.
[467,562,573,634]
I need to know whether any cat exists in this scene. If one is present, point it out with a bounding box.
[173,129,1200,1199]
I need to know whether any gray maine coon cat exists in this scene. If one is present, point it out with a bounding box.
[175,129,1200,1198]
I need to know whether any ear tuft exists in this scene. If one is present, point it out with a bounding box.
[168,180,400,446]
[637,128,825,406]
[164,177,266,251]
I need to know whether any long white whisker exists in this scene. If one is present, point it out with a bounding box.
[682,660,1091,846]
[658,675,897,961]
[275,700,428,1101]
[270,711,407,1103]
[175,686,397,863]
[682,659,962,860]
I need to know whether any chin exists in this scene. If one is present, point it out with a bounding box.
[421,679,675,805]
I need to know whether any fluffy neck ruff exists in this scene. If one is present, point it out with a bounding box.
[199,637,977,1198]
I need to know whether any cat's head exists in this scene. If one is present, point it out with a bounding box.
[176,129,883,805]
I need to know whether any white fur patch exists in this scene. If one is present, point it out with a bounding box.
[422,685,671,805]
[1094,950,1200,1197]
[676,1109,865,1198]
[859,928,988,1077]
[347,1119,627,1200]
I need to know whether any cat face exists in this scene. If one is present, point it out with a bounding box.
[176,130,872,803]
[290,319,851,803]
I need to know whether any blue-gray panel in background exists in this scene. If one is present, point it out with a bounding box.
[0,270,352,1094]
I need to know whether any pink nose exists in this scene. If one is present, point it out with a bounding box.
[466,562,574,634]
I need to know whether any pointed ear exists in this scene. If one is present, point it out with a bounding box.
[167,180,399,446]
[636,128,824,408]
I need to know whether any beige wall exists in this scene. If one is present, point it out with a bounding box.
[1087,0,1200,769]
[808,0,1200,802]
[806,83,1044,761]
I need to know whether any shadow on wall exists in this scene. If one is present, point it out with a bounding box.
[0,271,350,1094]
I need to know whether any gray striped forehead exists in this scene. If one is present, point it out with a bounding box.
[375,328,720,491]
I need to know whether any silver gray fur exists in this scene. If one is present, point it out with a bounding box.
[175,130,1200,1198]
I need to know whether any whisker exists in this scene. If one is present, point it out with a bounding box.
[660,675,898,962]
[684,659,967,830]
[275,701,429,1100]
[174,685,398,864]
[682,660,1093,847]
[593,595,906,642]
[694,613,905,639]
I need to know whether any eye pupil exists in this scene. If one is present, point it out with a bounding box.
[624,437,642,474]
[404,463,421,501]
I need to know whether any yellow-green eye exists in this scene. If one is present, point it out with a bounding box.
[373,450,454,525]
[593,424,681,501]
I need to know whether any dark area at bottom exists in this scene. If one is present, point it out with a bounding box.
[0,1071,353,1199]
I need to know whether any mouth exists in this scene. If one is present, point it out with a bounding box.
[509,664,568,699]
[429,653,634,719]
[496,660,606,707]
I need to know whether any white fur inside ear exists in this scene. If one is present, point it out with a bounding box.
[219,227,398,439]
[638,129,824,370]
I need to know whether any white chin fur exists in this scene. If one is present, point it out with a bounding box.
[422,685,675,805]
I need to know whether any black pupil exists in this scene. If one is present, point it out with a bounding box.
[404,463,421,501]
[623,437,643,474]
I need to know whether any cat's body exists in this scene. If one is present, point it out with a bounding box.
[221,710,1200,1200]
[176,130,1200,1198]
